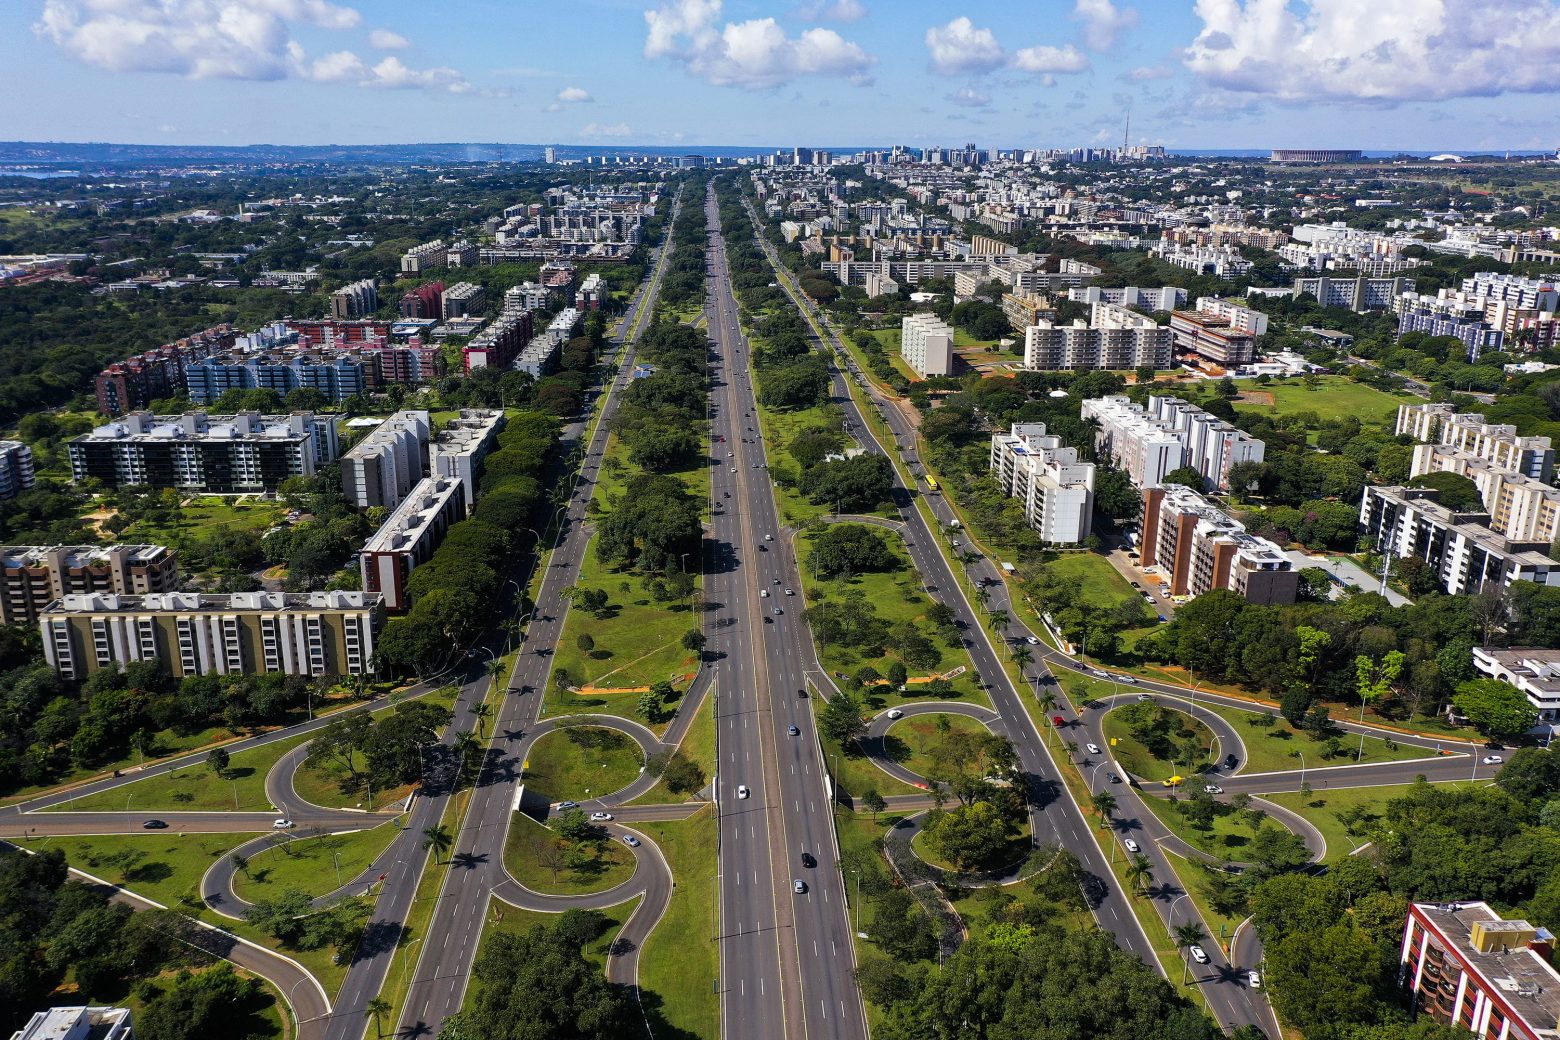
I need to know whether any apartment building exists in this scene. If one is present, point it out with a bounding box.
[901,313,955,377]
[329,279,378,320]
[1152,243,1253,278]
[399,281,444,319]
[1169,309,1258,369]
[1460,273,1559,311]
[1292,275,1415,312]
[504,282,552,312]
[0,442,35,501]
[360,476,466,611]
[988,424,1095,544]
[68,411,340,492]
[340,410,432,510]
[1471,647,1560,735]
[463,309,534,373]
[1024,302,1172,372]
[400,240,448,275]
[446,241,477,267]
[1081,395,1263,491]
[93,325,238,415]
[430,409,506,508]
[576,272,606,310]
[1141,484,1298,604]
[1397,405,1555,481]
[40,590,384,680]
[0,544,177,624]
[1359,485,1560,595]
[1395,291,1505,359]
[1400,902,1560,1040]
[441,281,486,319]
[1067,285,1186,312]
[184,351,370,405]
[10,1006,133,1040]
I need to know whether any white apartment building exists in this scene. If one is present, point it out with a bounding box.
[1396,404,1555,482]
[1152,243,1253,278]
[10,1006,132,1040]
[1360,485,1560,596]
[360,476,466,612]
[430,409,506,508]
[988,423,1095,544]
[1195,297,1269,337]
[1471,647,1560,735]
[400,240,448,275]
[901,313,955,377]
[1082,395,1264,491]
[1459,273,1559,311]
[0,440,36,501]
[1292,275,1415,312]
[1067,285,1186,312]
[1024,303,1172,372]
[340,410,431,510]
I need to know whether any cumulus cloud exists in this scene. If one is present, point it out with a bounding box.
[644,0,874,88]
[1073,0,1139,50]
[36,0,473,92]
[556,86,594,103]
[924,16,1090,77]
[368,28,409,49]
[1125,64,1173,81]
[795,0,866,20]
[1184,0,1560,102]
[946,86,991,108]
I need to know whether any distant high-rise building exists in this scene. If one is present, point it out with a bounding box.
[0,442,35,501]
[900,313,955,377]
[330,279,378,320]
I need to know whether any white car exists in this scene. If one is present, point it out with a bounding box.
[1247,970,1262,989]
[1123,838,1141,853]
[764,533,774,541]
[590,812,613,822]
[1086,743,1102,755]
[1025,636,1040,645]
[886,709,904,720]
[785,588,794,596]
[273,818,295,829]
[1090,669,1111,679]
[1117,675,1137,684]
[760,589,770,597]
[1190,945,1209,965]
[1203,785,1223,795]
[736,785,750,799]
[1482,754,1504,764]
[623,834,641,848]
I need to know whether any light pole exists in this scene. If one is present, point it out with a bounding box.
[1169,892,1190,929]
[1295,749,1306,791]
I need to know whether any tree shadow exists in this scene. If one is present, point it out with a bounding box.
[124,861,174,884]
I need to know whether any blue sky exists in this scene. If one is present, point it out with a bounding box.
[7,0,1560,150]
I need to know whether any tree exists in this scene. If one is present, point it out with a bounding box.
[469,702,493,738]
[364,997,392,1038]
[922,801,1013,870]
[1162,465,1207,490]
[1125,852,1155,896]
[422,824,453,864]
[819,691,867,745]
[1091,791,1117,829]
[1495,747,1560,804]
[576,632,595,653]
[206,746,229,779]
[862,788,886,819]
[681,628,706,653]
[230,852,249,879]
[1454,678,1538,740]
[1173,922,1207,985]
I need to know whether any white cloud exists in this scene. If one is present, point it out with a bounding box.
[368,28,409,50]
[1126,64,1173,81]
[946,86,990,108]
[556,86,594,103]
[1013,44,1088,73]
[37,0,473,92]
[1184,0,1560,102]
[924,16,1090,77]
[794,0,866,21]
[579,122,634,139]
[644,0,874,89]
[924,16,1004,74]
[1073,0,1139,50]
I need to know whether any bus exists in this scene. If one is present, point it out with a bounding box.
[923,475,940,493]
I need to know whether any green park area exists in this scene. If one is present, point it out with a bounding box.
[115,495,287,546]
[911,814,1032,874]
[47,732,313,813]
[1199,699,1440,774]
[881,714,989,779]
[522,725,645,804]
[1101,703,1221,782]
[631,691,714,805]
[477,897,635,975]
[1233,375,1415,426]
[1136,791,1308,865]
[636,808,718,1040]
[503,811,637,896]
[1262,782,1475,863]
[231,823,401,902]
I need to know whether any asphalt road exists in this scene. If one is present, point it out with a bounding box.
[395,197,682,1038]
[706,187,868,1040]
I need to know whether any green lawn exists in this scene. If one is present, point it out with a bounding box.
[1043,553,1144,612]
[1199,700,1441,774]
[503,812,636,895]
[631,685,715,804]
[752,395,854,525]
[881,714,989,780]
[1137,792,1294,862]
[476,895,635,972]
[47,732,314,813]
[549,532,703,701]
[795,529,990,709]
[231,822,401,901]
[119,495,287,546]
[523,725,645,804]
[1233,376,1415,426]
[822,725,923,801]
[1100,706,1220,783]
[1261,782,1476,863]
[635,807,718,1040]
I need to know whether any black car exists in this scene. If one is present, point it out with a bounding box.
[1223,754,1239,770]
[800,852,816,868]
[142,819,168,829]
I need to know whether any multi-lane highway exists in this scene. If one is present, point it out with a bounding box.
[394,192,682,1038]
[705,186,868,1040]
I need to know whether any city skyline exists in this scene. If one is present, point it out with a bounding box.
[10,0,1560,151]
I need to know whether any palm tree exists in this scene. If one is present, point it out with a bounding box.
[1063,740,1079,761]
[364,997,392,1038]
[469,702,493,738]
[1124,852,1155,898]
[1038,690,1058,715]
[422,824,453,864]
[1091,791,1118,829]
[487,657,506,687]
[1010,644,1033,671]
[1173,922,1208,985]
[973,586,991,611]
[229,852,249,879]
[454,731,481,783]
[986,608,1010,633]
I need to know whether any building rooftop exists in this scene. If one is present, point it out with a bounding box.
[1,544,168,567]
[1411,901,1560,1036]
[75,411,333,443]
[363,477,463,554]
[44,590,379,614]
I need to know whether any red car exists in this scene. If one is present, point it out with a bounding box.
[1052,716,1066,727]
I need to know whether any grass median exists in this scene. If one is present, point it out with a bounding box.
[523,725,646,804]
[635,806,717,1040]
[232,821,402,902]
[503,812,637,896]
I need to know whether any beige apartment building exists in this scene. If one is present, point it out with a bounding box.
[0,544,177,624]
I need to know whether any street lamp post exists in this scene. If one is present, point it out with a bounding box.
[1295,750,1306,791]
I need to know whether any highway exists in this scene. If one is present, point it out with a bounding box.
[741,196,1279,1033]
[705,186,868,1040]
[394,192,682,1038]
